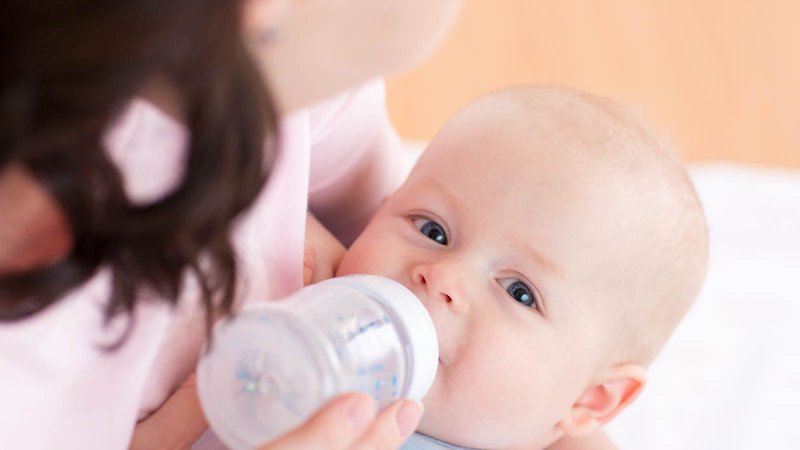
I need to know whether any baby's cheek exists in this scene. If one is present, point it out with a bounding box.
[416,385,456,439]
[335,249,361,276]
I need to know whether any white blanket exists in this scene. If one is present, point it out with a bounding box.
[607,163,800,449]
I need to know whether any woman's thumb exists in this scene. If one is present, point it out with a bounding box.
[257,393,377,450]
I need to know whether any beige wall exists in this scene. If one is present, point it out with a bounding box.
[387,0,800,167]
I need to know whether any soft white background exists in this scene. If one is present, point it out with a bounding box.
[607,164,800,449]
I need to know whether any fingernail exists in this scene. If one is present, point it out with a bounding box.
[394,400,424,437]
[348,395,377,430]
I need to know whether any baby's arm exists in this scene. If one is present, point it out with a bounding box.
[547,430,617,450]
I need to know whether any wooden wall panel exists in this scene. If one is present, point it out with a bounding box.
[386,0,800,167]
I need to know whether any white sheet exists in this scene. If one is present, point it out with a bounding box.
[607,163,800,449]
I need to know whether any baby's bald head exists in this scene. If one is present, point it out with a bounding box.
[343,85,708,448]
[435,85,709,367]
[508,86,707,366]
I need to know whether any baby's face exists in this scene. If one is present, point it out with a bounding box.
[338,99,641,449]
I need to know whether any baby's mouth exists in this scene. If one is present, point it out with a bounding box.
[436,345,447,366]
[414,287,445,365]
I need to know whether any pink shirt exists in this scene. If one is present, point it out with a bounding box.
[0,80,401,449]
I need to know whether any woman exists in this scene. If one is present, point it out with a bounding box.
[1,1,460,449]
[1,2,615,449]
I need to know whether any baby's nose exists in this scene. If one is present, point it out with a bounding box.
[411,264,466,313]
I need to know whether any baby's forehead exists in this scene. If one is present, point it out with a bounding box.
[420,94,664,215]
[469,89,649,153]
[423,86,686,208]
[424,90,687,255]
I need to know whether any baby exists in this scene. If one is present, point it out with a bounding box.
[335,86,709,449]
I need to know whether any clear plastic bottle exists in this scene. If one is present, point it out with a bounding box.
[196,275,439,450]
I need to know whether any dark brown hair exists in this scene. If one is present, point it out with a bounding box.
[0,0,278,332]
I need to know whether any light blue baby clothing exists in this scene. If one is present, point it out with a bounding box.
[401,432,475,450]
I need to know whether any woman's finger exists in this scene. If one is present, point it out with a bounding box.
[257,393,377,450]
[349,399,424,450]
[129,373,208,450]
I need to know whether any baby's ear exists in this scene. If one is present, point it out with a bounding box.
[557,363,647,436]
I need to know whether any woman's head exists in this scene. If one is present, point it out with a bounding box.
[241,0,462,112]
[1,0,460,326]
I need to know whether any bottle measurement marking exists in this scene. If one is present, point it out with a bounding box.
[339,314,392,342]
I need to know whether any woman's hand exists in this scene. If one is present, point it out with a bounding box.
[130,376,423,450]
[259,393,423,450]
[129,374,208,450]
[303,213,346,285]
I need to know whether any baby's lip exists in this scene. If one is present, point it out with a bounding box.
[436,347,447,366]
[409,284,448,367]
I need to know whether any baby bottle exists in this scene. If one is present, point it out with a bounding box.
[196,274,439,450]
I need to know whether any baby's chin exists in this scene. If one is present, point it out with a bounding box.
[415,389,476,447]
[416,391,549,450]
[414,415,455,444]
[415,417,491,450]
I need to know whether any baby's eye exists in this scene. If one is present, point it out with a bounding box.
[498,278,538,309]
[412,217,448,245]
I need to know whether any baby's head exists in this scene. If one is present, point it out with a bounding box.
[337,86,708,449]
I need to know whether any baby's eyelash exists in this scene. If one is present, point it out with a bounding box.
[497,277,539,309]
[412,216,448,246]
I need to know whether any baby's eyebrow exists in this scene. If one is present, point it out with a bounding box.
[416,174,562,278]
[415,175,462,210]
[518,242,562,279]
